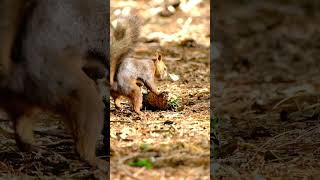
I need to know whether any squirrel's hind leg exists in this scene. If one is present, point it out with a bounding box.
[128,83,143,115]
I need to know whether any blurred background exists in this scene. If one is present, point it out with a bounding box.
[213,0,320,178]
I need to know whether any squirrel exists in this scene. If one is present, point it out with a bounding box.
[0,0,111,170]
[110,15,141,86]
[111,52,168,115]
[0,1,140,88]
[0,2,140,87]
[0,1,139,170]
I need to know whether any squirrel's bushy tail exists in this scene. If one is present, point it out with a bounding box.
[110,15,140,85]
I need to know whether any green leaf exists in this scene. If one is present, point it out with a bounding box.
[139,144,150,151]
[128,158,153,169]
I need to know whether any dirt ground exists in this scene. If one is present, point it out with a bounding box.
[213,0,320,179]
[110,0,210,179]
[0,1,210,179]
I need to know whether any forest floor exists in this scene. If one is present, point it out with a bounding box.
[213,0,320,179]
[110,0,210,179]
[0,113,109,179]
[0,1,210,180]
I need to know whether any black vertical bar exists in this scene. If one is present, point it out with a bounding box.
[101,0,110,179]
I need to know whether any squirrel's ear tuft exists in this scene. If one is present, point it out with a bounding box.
[155,52,162,61]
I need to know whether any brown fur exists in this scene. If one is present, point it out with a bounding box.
[0,56,105,168]
[111,52,168,115]
[110,15,141,86]
[0,0,27,81]
[0,91,40,151]
[0,0,108,170]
